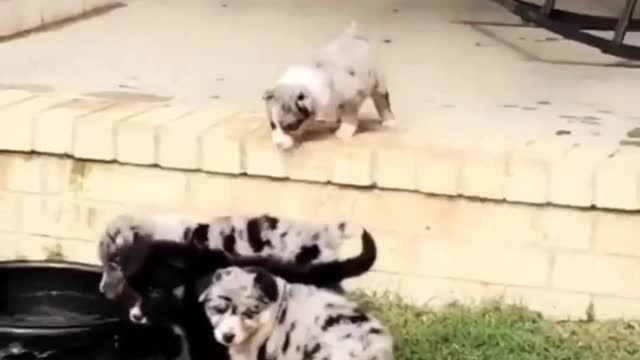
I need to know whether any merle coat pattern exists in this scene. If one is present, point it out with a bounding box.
[198,266,394,360]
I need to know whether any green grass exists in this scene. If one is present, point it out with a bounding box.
[353,293,640,360]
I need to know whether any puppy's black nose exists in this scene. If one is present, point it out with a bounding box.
[222,333,235,344]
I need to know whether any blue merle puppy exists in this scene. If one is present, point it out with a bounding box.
[198,266,394,360]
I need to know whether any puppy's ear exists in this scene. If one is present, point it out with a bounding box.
[252,268,279,303]
[262,89,275,101]
[196,276,213,303]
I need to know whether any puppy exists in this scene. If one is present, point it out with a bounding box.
[98,229,377,360]
[264,21,396,150]
[198,266,394,360]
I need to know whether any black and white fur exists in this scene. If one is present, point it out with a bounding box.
[263,21,396,150]
[198,266,394,360]
[99,230,377,360]
[98,213,361,305]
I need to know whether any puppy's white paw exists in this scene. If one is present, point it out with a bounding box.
[335,123,357,140]
[382,118,398,129]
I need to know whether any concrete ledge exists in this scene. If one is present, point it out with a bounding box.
[0,89,637,210]
[0,0,120,39]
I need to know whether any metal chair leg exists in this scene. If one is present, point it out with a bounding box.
[613,0,638,44]
[541,0,556,16]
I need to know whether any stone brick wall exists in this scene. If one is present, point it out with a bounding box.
[0,0,118,39]
[0,89,639,321]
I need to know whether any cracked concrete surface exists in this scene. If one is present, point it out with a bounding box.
[1,0,640,149]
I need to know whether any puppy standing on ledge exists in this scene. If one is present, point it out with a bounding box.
[264,21,396,150]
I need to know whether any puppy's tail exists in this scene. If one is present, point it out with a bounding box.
[235,229,377,287]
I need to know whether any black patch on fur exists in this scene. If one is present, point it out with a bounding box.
[281,324,292,354]
[257,342,269,360]
[280,231,288,239]
[321,310,369,331]
[269,120,276,130]
[302,343,321,360]
[263,215,279,230]
[295,345,301,353]
[222,230,238,255]
[337,222,346,232]
[278,307,288,324]
[342,333,352,339]
[346,68,356,76]
[369,328,383,335]
[191,224,210,248]
[311,233,320,242]
[295,244,320,265]
[253,269,279,302]
[247,218,265,253]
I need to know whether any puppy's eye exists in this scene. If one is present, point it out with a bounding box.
[297,94,306,101]
[283,119,304,132]
[242,310,259,319]
[212,305,228,314]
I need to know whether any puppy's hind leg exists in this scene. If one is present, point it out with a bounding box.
[372,75,397,128]
[335,104,359,140]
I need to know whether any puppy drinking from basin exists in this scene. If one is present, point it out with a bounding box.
[264,21,396,150]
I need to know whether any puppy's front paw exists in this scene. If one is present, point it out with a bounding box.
[382,118,398,129]
[335,123,358,140]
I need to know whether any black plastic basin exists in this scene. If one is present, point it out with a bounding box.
[0,260,179,360]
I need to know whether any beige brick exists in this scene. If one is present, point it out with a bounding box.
[235,117,284,178]
[459,149,507,200]
[0,234,98,264]
[331,143,374,186]
[34,98,113,154]
[188,173,241,214]
[158,103,237,170]
[74,102,157,160]
[352,189,455,238]
[0,153,42,193]
[0,0,41,37]
[41,0,84,24]
[313,184,359,222]
[415,239,550,287]
[452,200,540,246]
[338,231,420,274]
[0,95,68,151]
[538,207,593,251]
[593,296,640,320]
[505,140,575,204]
[375,145,420,191]
[116,104,194,165]
[594,148,640,210]
[0,89,34,107]
[19,195,127,240]
[417,145,461,196]
[0,192,20,231]
[593,212,640,257]
[502,287,590,320]
[83,0,119,12]
[549,145,611,207]
[552,252,640,298]
[364,131,426,191]
[344,271,504,307]
[78,162,188,206]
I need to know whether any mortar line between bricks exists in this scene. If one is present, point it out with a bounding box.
[1,150,640,213]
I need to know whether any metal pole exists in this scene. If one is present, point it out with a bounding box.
[541,0,556,16]
[613,0,638,45]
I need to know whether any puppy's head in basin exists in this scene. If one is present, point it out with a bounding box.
[263,84,316,150]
